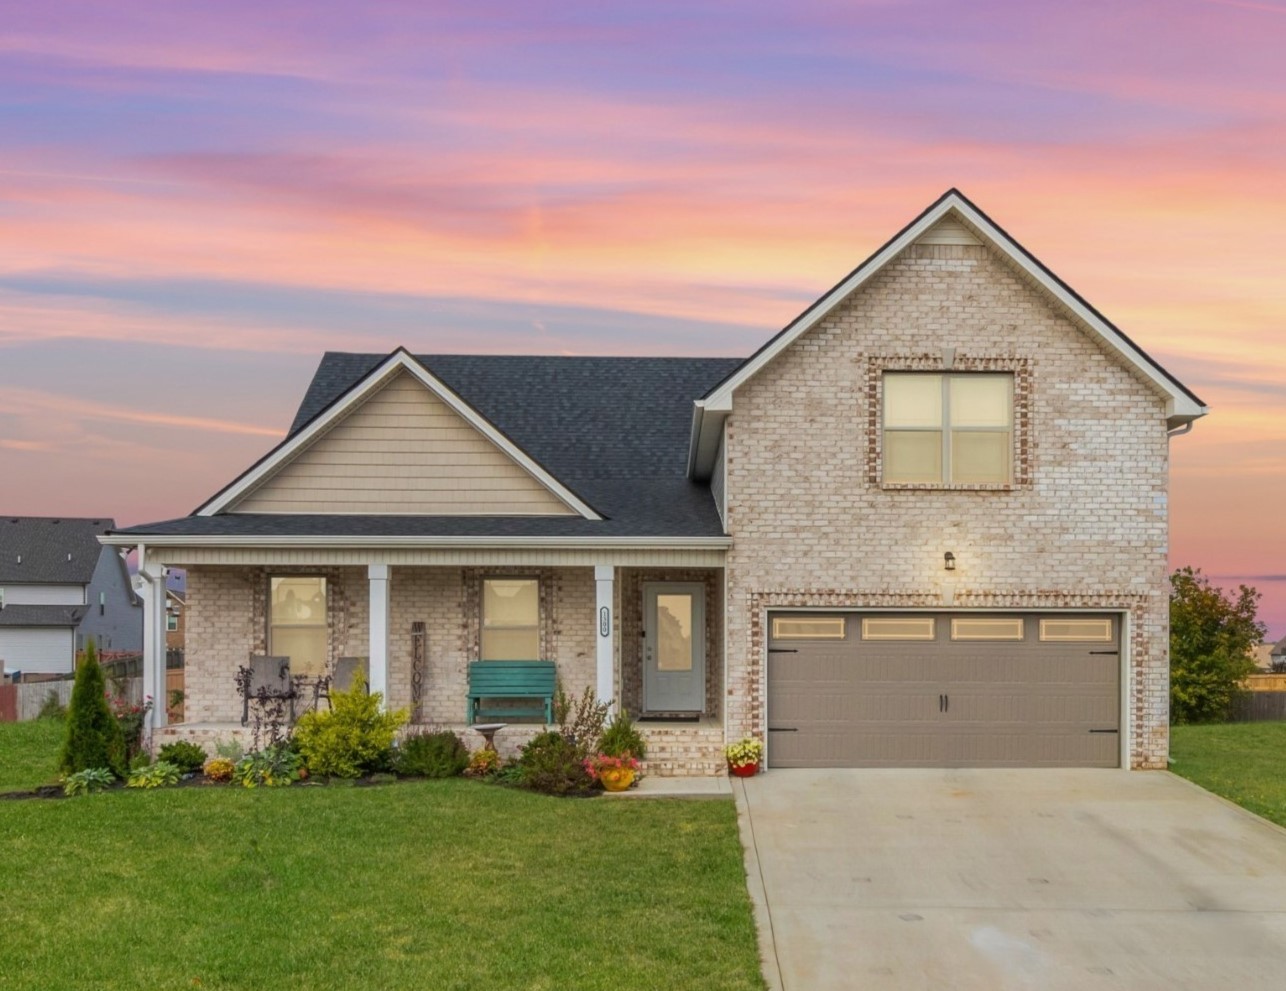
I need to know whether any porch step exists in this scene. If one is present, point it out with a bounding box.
[638,726,726,778]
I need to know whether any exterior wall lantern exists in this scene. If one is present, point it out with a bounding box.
[944,551,956,572]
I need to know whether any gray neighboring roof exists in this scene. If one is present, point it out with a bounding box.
[0,604,86,628]
[1273,635,1286,659]
[113,355,742,541]
[0,517,116,583]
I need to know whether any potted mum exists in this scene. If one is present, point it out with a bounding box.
[725,737,763,777]
[583,752,640,792]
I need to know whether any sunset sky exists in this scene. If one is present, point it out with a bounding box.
[0,1,1283,635]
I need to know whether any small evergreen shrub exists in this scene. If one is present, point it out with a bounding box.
[37,691,66,721]
[293,681,408,779]
[127,760,182,789]
[63,767,115,797]
[393,730,470,778]
[58,641,126,778]
[202,756,236,782]
[158,740,207,774]
[599,708,647,761]
[517,730,595,796]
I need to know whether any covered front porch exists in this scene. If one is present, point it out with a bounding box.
[137,549,728,776]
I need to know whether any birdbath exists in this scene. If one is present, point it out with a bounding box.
[472,723,507,753]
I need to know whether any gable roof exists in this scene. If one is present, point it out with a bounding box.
[197,349,607,519]
[0,517,116,584]
[688,188,1208,477]
[110,354,742,543]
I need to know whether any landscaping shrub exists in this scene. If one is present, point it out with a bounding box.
[106,690,152,764]
[393,730,469,778]
[517,730,595,797]
[293,681,407,779]
[553,685,611,762]
[58,641,126,778]
[599,708,647,761]
[157,741,207,774]
[63,767,115,797]
[37,691,66,721]
[464,748,502,778]
[127,760,182,789]
[1170,567,1266,723]
[202,757,235,782]
[233,743,302,788]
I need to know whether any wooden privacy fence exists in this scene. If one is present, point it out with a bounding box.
[0,671,185,722]
[1245,674,1286,692]
[1229,692,1286,722]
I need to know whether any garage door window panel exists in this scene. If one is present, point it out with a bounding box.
[771,617,846,640]
[950,618,1025,641]
[861,617,936,641]
[1039,618,1113,643]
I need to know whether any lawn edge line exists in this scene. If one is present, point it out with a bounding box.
[733,778,782,991]
[1161,770,1286,838]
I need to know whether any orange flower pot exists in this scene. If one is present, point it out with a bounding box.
[600,767,636,792]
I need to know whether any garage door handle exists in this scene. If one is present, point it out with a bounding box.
[768,727,798,732]
[768,648,798,654]
[1089,650,1119,655]
[1088,729,1118,734]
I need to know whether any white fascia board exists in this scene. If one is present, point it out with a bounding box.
[195,350,602,520]
[99,533,732,550]
[687,402,729,481]
[702,192,1207,423]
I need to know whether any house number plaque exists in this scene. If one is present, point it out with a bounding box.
[599,607,610,637]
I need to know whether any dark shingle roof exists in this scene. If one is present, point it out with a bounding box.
[0,604,86,628]
[113,354,742,541]
[0,518,115,583]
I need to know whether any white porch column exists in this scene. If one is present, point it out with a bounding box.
[594,564,615,712]
[137,546,168,734]
[368,564,390,705]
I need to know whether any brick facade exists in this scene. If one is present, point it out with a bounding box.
[721,242,1171,768]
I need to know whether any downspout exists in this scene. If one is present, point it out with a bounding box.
[1167,422,1194,439]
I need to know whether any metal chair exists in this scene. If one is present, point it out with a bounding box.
[240,654,293,726]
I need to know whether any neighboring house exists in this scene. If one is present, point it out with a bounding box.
[1272,635,1286,670]
[103,190,1207,773]
[165,588,185,654]
[0,517,142,677]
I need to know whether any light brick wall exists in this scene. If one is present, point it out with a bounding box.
[723,243,1171,768]
[184,565,598,727]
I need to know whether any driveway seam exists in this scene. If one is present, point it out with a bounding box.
[733,777,786,991]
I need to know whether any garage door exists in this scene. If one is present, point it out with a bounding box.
[767,613,1120,768]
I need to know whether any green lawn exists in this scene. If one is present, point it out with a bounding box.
[0,721,763,991]
[0,717,64,791]
[1170,722,1286,829]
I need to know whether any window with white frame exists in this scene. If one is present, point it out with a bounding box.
[481,578,540,660]
[883,373,1013,485]
[166,613,179,632]
[268,576,328,676]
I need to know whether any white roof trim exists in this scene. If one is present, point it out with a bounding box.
[100,534,730,550]
[701,191,1208,423]
[195,350,602,520]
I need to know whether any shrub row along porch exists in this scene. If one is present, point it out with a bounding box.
[151,562,727,776]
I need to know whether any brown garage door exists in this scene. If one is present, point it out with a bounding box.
[767,613,1120,768]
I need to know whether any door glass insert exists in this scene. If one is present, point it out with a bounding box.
[655,594,694,671]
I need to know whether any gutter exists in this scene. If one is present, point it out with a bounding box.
[99,534,733,551]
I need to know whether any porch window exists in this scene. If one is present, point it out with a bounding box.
[481,578,540,660]
[268,577,328,676]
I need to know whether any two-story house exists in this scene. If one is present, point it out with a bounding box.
[103,190,1206,772]
[1,517,143,678]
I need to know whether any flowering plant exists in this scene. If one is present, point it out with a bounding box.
[582,752,640,781]
[724,737,763,769]
[105,691,153,762]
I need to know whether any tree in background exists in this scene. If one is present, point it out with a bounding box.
[58,640,126,777]
[1170,567,1266,724]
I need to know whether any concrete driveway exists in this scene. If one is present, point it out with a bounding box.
[735,769,1286,990]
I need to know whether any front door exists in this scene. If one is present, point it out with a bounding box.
[643,583,706,713]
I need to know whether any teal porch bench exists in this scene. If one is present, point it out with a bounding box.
[466,660,557,725]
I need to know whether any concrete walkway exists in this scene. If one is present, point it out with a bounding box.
[735,769,1286,990]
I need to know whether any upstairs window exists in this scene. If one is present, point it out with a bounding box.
[883,373,1013,485]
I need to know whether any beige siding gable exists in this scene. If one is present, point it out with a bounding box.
[230,372,576,515]
[915,216,982,246]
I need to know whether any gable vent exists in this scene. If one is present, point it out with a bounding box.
[917,216,982,246]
